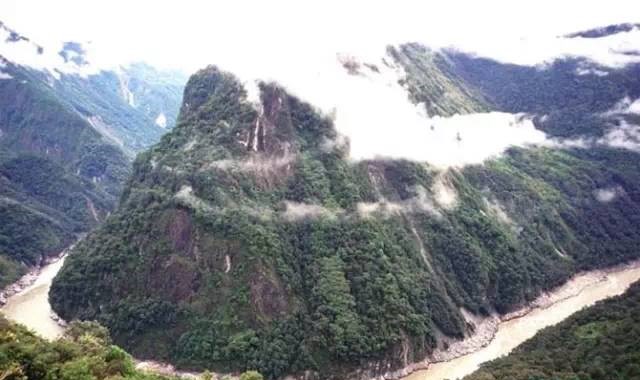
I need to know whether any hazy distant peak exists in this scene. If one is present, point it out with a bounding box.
[58,41,90,66]
[565,23,640,39]
[0,20,44,54]
[1,20,31,44]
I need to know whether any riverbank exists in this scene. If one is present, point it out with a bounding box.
[135,360,201,379]
[0,247,70,306]
[0,251,69,339]
[3,247,640,380]
[387,259,640,380]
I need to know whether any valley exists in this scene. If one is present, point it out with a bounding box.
[402,260,640,380]
[0,252,66,340]
[2,242,640,380]
[1,7,640,380]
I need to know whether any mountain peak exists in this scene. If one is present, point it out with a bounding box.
[565,22,640,39]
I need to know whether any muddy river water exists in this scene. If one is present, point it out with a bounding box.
[1,255,66,340]
[2,254,640,380]
[403,262,640,380]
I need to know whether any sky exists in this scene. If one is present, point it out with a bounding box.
[1,1,639,167]
[1,0,639,72]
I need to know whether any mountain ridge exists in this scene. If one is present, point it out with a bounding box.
[51,39,640,379]
[0,21,185,288]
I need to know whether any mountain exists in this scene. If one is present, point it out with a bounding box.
[466,280,640,380]
[0,22,186,288]
[565,23,640,39]
[50,27,640,379]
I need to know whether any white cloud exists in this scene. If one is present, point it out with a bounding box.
[1,0,639,73]
[594,187,621,203]
[204,152,295,174]
[357,186,443,218]
[2,0,638,168]
[203,46,549,167]
[155,113,167,128]
[598,120,640,151]
[605,97,640,116]
[575,66,609,77]
[281,201,337,221]
[547,119,640,153]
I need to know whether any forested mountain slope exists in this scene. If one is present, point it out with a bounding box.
[466,281,640,380]
[50,33,640,380]
[0,22,185,288]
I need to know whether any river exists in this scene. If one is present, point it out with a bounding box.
[1,255,66,340]
[1,255,640,380]
[402,261,640,380]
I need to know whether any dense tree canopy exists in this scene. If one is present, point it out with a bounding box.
[0,316,178,380]
[51,46,640,380]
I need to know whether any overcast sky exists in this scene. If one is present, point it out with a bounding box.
[2,0,639,72]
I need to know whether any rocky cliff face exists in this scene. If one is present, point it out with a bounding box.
[52,42,640,380]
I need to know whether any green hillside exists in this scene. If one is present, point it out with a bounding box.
[51,56,640,379]
[0,315,178,380]
[0,23,185,289]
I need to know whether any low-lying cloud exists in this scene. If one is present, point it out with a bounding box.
[281,201,337,221]
[598,120,640,151]
[232,49,551,168]
[204,152,295,175]
[605,96,640,115]
[357,185,446,218]
[549,119,640,153]
[594,186,624,203]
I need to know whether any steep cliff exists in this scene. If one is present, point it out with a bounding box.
[51,44,640,379]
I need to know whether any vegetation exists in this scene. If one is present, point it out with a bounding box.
[444,50,640,138]
[0,67,123,286]
[466,281,640,380]
[0,36,185,288]
[389,43,491,116]
[52,62,187,154]
[50,56,640,380]
[0,316,178,380]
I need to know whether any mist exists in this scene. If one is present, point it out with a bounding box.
[2,1,639,168]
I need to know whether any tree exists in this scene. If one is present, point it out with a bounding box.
[239,370,264,380]
[64,320,112,345]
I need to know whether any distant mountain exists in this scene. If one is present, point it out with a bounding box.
[50,26,640,380]
[466,281,640,380]
[0,21,186,288]
[565,22,640,38]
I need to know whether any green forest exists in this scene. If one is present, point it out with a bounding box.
[0,47,185,289]
[50,52,640,380]
[0,317,178,380]
[0,316,266,380]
